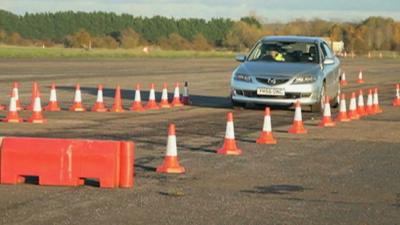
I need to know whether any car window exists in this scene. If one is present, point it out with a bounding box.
[247,41,319,63]
[320,42,333,59]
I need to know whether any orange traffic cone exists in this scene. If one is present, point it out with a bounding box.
[340,72,348,86]
[69,83,86,111]
[11,82,22,111]
[288,100,307,134]
[26,82,39,111]
[130,84,145,112]
[44,82,61,111]
[365,89,375,115]
[336,93,351,122]
[159,83,171,108]
[217,112,242,155]
[393,84,400,106]
[256,107,277,144]
[91,84,108,112]
[145,83,160,110]
[156,124,185,174]
[357,89,367,116]
[319,96,335,127]
[357,70,364,84]
[348,92,360,120]
[171,82,183,107]
[110,85,124,112]
[27,91,46,123]
[3,95,23,123]
[181,81,191,105]
[372,87,383,114]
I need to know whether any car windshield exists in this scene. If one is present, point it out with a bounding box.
[247,41,319,64]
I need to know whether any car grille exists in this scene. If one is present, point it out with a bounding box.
[236,90,302,99]
[256,77,290,86]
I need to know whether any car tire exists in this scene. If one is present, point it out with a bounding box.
[310,83,326,113]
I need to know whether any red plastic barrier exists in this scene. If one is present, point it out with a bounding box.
[0,137,134,188]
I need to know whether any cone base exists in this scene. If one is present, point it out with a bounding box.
[27,118,47,123]
[357,108,367,117]
[348,112,360,120]
[145,101,160,110]
[44,102,61,111]
[91,102,108,112]
[340,81,348,86]
[336,114,351,122]
[110,106,125,112]
[217,139,242,155]
[357,79,364,84]
[159,101,171,108]
[69,103,86,112]
[373,106,383,114]
[156,156,185,174]
[393,99,400,106]
[2,117,23,123]
[288,121,307,134]
[256,132,277,144]
[318,119,336,127]
[0,105,5,111]
[171,98,183,107]
[92,108,108,112]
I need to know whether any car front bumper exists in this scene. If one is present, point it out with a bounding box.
[231,81,321,106]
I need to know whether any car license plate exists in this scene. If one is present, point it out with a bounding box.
[257,88,285,96]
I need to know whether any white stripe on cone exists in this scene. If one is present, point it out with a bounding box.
[161,87,168,101]
[349,96,357,111]
[262,115,272,132]
[367,93,373,107]
[323,101,331,117]
[49,88,57,102]
[33,97,42,112]
[134,89,141,102]
[149,88,156,100]
[225,121,235,139]
[12,88,19,100]
[294,104,302,121]
[9,97,17,112]
[166,135,177,157]
[358,71,363,80]
[174,85,180,98]
[342,72,346,81]
[74,89,82,103]
[358,92,364,107]
[396,86,400,98]
[373,91,379,105]
[96,89,103,102]
[339,98,347,112]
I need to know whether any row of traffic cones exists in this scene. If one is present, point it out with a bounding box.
[340,70,365,86]
[5,81,191,113]
[127,83,398,174]
[3,83,47,123]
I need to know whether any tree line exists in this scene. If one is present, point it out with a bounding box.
[0,9,399,53]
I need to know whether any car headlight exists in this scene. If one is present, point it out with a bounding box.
[292,75,317,84]
[234,73,252,82]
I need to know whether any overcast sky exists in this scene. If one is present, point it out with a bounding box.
[1,0,399,22]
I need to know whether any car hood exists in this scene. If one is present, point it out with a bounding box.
[236,61,320,77]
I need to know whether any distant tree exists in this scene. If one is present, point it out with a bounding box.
[0,30,6,43]
[120,28,140,49]
[240,16,262,29]
[6,32,23,45]
[159,33,191,50]
[65,29,92,48]
[224,21,262,51]
[191,33,212,51]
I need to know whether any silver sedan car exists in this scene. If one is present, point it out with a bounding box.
[230,36,341,112]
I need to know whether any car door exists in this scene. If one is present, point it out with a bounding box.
[320,42,339,97]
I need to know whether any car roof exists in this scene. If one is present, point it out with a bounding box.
[261,35,324,43]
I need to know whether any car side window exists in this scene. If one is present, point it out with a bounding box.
[321,43,333,59]
[247,42,263,61]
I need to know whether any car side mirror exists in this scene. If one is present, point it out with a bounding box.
[323,58,335,65]
[235,55,246,62]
